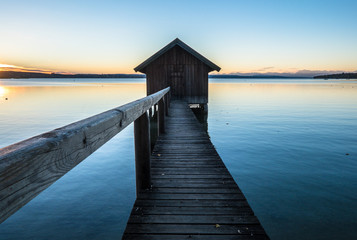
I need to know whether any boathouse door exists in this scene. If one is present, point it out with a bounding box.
[170,64,185,98]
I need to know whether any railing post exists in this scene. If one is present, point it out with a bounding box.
[164,95,169,116]
[158,98,165,134]
[134,111,151,195]
[169,91,171,107]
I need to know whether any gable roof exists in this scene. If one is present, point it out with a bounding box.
[134,38,221,73]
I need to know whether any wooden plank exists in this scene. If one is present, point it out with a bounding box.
[137,193,246,200]
[152,151,218,155]
[128,215,260,224]
[155,139,211,143]
[151,165,225,169]
[147,188,241,194]
[122,234,268,240]
[133,199,249,207]
[151,182,237,188]
[151,156,221,160]
[0,87,170,223]
[151,169,229,175]
[152,155,220,159]
[153,147,216,151]
[130,206,254,215]
[151,174,232,179]
[124,223,265,235]
[123,100,269,239]
[151,179,236,184]
[151,161,225,165]
[152,163,223,166]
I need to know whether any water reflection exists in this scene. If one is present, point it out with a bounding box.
[0,84,146,147]
[208,81,357,240]
[0,83,146,239]
[0,79,357,240]
[191,105,208,133]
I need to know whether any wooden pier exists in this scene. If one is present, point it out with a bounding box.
[1,38,270,239]
[123,100,269,239]
[0,87,269,239]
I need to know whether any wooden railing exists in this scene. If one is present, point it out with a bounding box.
[0,87,170,224]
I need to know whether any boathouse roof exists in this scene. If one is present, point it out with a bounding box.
[134,38,221,73]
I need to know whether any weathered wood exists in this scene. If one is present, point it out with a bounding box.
[148,188,241,194]
[122,234,269,240]
[133,199,248,207]
[137,39,220,105]
[164,95,169,116]
[0,87,170,223]
[137,193,246,200]
[128,215,259,224]
[158,98,165,134]
[134,111,151,195]
[167,91,171,108]
[151,168,229,174]
[150,181,237,189]
[124,223,266,235]
[130,206,254,215]
[123,100,269,239]
[151,174,232,179]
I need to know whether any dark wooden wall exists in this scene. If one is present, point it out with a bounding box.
[145,46,211,104]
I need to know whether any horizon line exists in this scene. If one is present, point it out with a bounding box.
[1,64,356,78]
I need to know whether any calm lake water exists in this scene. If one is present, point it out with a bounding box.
[0,78,356,239]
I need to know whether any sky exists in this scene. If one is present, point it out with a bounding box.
[0,0,356,75]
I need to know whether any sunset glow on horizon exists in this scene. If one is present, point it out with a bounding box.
[1,0,356,75]
[0,64,18,68]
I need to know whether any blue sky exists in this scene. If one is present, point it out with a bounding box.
[0,0,356,74]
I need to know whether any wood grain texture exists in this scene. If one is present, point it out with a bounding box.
[0,87,170,223]
[123,100,269,239]
[134,111,151,195]
[158,98,165,134]
[122,234,268,240]
[145,45,211,104]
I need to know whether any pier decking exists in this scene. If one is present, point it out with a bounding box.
[0,87,269,239]
[123,100,269,239]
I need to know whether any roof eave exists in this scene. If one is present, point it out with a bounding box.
[134,38,220,73]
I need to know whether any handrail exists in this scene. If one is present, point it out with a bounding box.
[0,87,170,223]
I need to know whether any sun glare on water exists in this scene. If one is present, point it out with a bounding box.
[0,86,7,97]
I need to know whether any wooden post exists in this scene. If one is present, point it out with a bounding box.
[164,95,169,116]
[158,98,165,134]
[134,111,151,195]
[168,91,171,108]
[200,103,208,114]
[148,107,152,117]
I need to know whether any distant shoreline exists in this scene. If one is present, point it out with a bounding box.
[0,71,145,79]
[313,73,357,79]
[209,75,309,79]
[1,70,356,79]
[0,71,310,79]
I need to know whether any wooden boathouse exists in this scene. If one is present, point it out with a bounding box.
[135,38,221,109]
[0,39,269,239]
